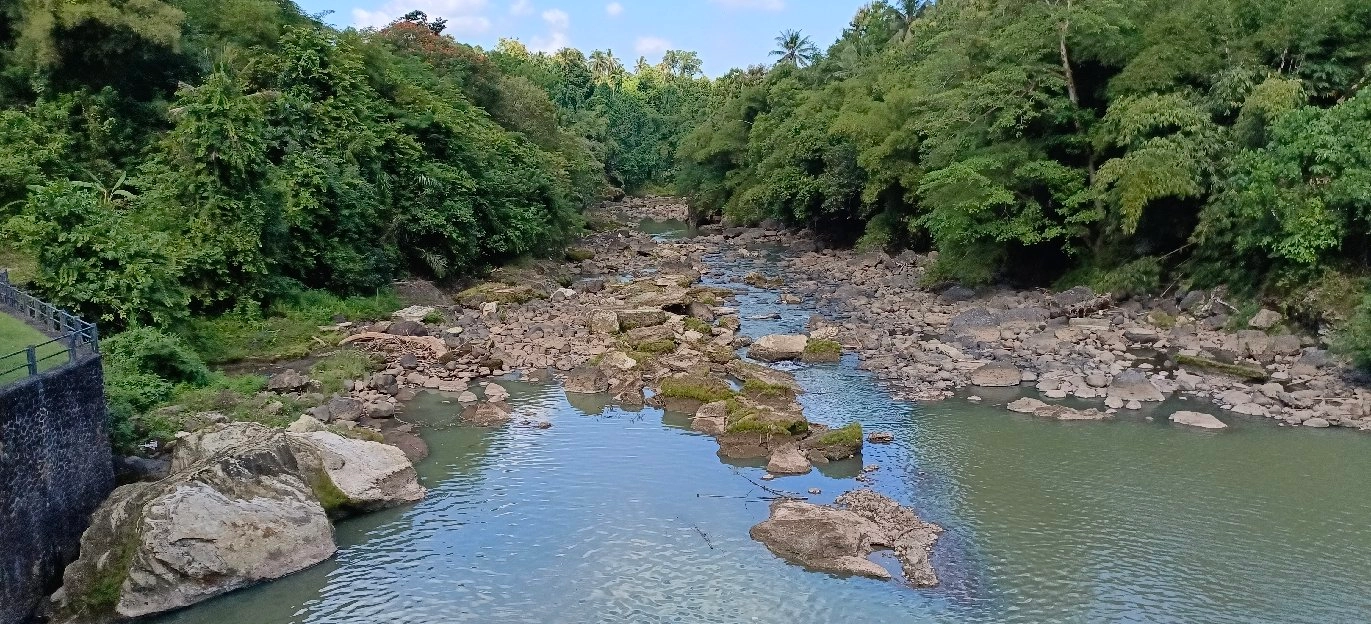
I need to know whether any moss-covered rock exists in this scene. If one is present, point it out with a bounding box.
[801,339,843,363]
[806,422,863,461]
[1175,354,1269,382]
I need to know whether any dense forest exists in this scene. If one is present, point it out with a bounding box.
[678,0,1371,326]
[3,0,1371,445]
[0,0,713,327]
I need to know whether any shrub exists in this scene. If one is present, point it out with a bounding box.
[103,328,210,386]
[659,377,735,403]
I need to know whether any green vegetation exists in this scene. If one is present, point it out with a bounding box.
[308,470,351,518]
[677,0,1371,308]
[310,351,384,396]
[741,379,793,400]
[816,422,862,447]
[802,340,843,362]
[565,247,596,262]
[722,398,809,436]
[659,377,736,404]
[0,311,67,383]
[182,290,401,365]
[683,317,713,334]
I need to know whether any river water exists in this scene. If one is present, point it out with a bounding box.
[154,222,1371,624]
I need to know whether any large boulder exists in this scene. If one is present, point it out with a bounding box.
[1006,397,1109,421]
[587,310,620,334]
[462,401,513,426]
[1106,369,1165,402]
[1248,308,1283,330]
[749,490,942,586]
[970,362,1021,387]
[765,447,812,475]
[266,369,312,392]
[48,424,423,623]
[617,309,668,330]
[1169,411,1228,430]
[563,365,610,394]
[748,334,809,362]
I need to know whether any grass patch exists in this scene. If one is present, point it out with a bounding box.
[684,317,712,334]
[723,399,809,435]
[659,377,736,404]
[741,379,793,399]
[816,422,862,446]
[1225,301,1261,331]
[65,525,139,619]
[455,282,544,307]
[802,339,842,360]
[421,310,446,324]
[309,350,382,395]
[1147,310,1177,329]
[0,310,66,383]
[182,289,401,364]
[1176,354,1269,382]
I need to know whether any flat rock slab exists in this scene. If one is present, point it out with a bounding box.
[1169,411,1228,429]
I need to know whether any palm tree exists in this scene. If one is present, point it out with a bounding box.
[769,29,819,68]
[589,49,624,84]
[891,0,928,43]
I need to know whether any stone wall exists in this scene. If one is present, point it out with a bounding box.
[0,355,113,624]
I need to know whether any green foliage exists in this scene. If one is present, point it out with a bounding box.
[182,289,400,364]
[816,422,862,447]
[1337,294,1371,371]
[683,317,713,334]
[103,328,209,386]
[659,376,735,403]
[310,350,383,395]
[741,379,792,399]
[1057,257,1163,297]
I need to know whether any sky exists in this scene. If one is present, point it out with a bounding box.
[294,0,871,76]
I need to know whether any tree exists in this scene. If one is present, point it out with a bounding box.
[589,49,624,84]
[770,29,819,68]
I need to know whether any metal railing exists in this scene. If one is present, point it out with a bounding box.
[0,270,100,383]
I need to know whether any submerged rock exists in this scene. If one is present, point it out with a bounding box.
[1106,369,1165,402]
[563,365,609,394]
[1006,397,1110,421]
[462,401,513,426]
[48,424,423,623]
[749,490,942,586]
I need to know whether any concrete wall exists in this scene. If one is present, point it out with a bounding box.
[0,355,113,624]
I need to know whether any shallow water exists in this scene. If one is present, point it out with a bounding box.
[154,224,1371,624]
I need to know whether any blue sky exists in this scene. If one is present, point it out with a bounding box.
[295,0,871,76]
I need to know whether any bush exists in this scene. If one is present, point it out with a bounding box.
[183,289,401,364]
[103,328,210,386]
[1338,295,1371,371]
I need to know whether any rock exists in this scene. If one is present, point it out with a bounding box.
[366,401,396,419]
[617,308,668,330]
[113,455,170,484]
[1106,369,1164,402]
[766,448,812,475]
[267,369,312,392]
[49,424,422,622]
[386,320,429,336]
[1053,285,1096,307]
[397,353,419,369]
[289,431,426,512]
[1085,373,1109,388]
[748,334,809,362]
[940,285,977,302]
[391,305,436,323]
[970,362,1021,387]
[1179,290,1208,312]
[286,415,328,433]
[1248,308,1283,329]
[1006,397,1109,421]
[1123,328,1161,344]
[564,365,610,394]
[598,351,639,371]
[326,397,363,422]
[691,401,728,436]
[1232,403,1268,416]
[1169,411,1227,429]
[551,288,577,302]
[482,383,510,402]
[1304,417,1331,428]
[1104,396,1124,409]
[1068,317,1111,328]
[867,432,895,443]
[462,401,513,426]
[749,491,942,586]
[457,391,478,403]
[686,301,715,322]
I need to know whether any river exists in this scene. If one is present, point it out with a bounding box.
[153,221,1371,624]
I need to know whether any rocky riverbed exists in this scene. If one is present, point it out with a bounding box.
[62,195,1371,622]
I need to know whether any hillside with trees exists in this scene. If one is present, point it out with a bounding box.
[678,0,1371,333]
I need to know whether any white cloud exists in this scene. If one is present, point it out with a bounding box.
[709,0,784,10]
[541,8,569,29]
[351,0,492,34]
[634,36,671,55]
[528,7,570,53]
[510,0,533,16]
[605,2,623,16]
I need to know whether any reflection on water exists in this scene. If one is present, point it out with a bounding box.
[153,223,1371,624]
